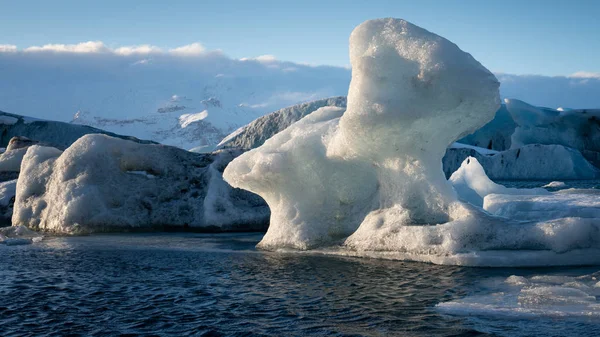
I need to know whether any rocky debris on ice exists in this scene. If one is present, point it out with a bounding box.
[12,134,269,233]
[224,18,600,267]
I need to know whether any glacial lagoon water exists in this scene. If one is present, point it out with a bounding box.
[2,232,600,337]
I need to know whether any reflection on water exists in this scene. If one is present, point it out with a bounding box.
[1,233,599,336]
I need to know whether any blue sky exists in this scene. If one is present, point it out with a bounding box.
[1,0,598,76]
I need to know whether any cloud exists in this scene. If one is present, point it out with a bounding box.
[0,45,17,52]
[569,71,600,79]
[24,41,109,53]
[7,41,211,57]
[497,73,600,108]
[115,45,162,56]
[240,54,277,63]
[169,43,206,56]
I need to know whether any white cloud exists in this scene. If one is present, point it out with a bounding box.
[240,54,277,63]
[569,71,600,79]
[169,43,206,56]
[24,41,109,53]
[3,41,210,57]
[115,45,162,56]
[0,45,17,52]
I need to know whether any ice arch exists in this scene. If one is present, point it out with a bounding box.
[224,18,500,249]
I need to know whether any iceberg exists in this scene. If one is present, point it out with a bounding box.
[12,134,269,233]
[449,157,548,207]
[224,18,600,266]
[506,98,600,157]
[443,143,600,180]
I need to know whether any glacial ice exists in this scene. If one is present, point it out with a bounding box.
[506,98,600,153]
[12,134,268,233]
[224,18,600,266]
[443,143,599,180]
[449,157,548,207]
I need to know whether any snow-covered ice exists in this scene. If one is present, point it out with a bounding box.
[13,134,269,233]
[224,18,600,266]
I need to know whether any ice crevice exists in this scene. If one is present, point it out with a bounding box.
[223,18,600,266]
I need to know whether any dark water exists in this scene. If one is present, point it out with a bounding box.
[2,234,600,336]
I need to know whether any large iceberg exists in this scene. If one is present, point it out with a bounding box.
[224,18,600,266]
[13,134,269,233]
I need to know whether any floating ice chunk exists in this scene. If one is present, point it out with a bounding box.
[13,135,269,233]
[438,272,600,320]
[449,157,548,207]
[484,189,600,221]
[0,225,43,245]
[543,181,567,188]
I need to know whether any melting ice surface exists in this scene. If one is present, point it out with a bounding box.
[224,18,600,267]
[438,271,600,323]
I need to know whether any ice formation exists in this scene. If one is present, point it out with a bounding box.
[224,18,600,266]
[437,272,600,319]
[13,134,268,233]
[449,157,548,207]
[506,98,600,152]
[225,18,500,249]
[443,143,599,180]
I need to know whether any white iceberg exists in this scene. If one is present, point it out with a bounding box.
[12,134,269,233]
[224,18,600,266]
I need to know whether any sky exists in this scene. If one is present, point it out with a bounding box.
[0,0,599,76]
